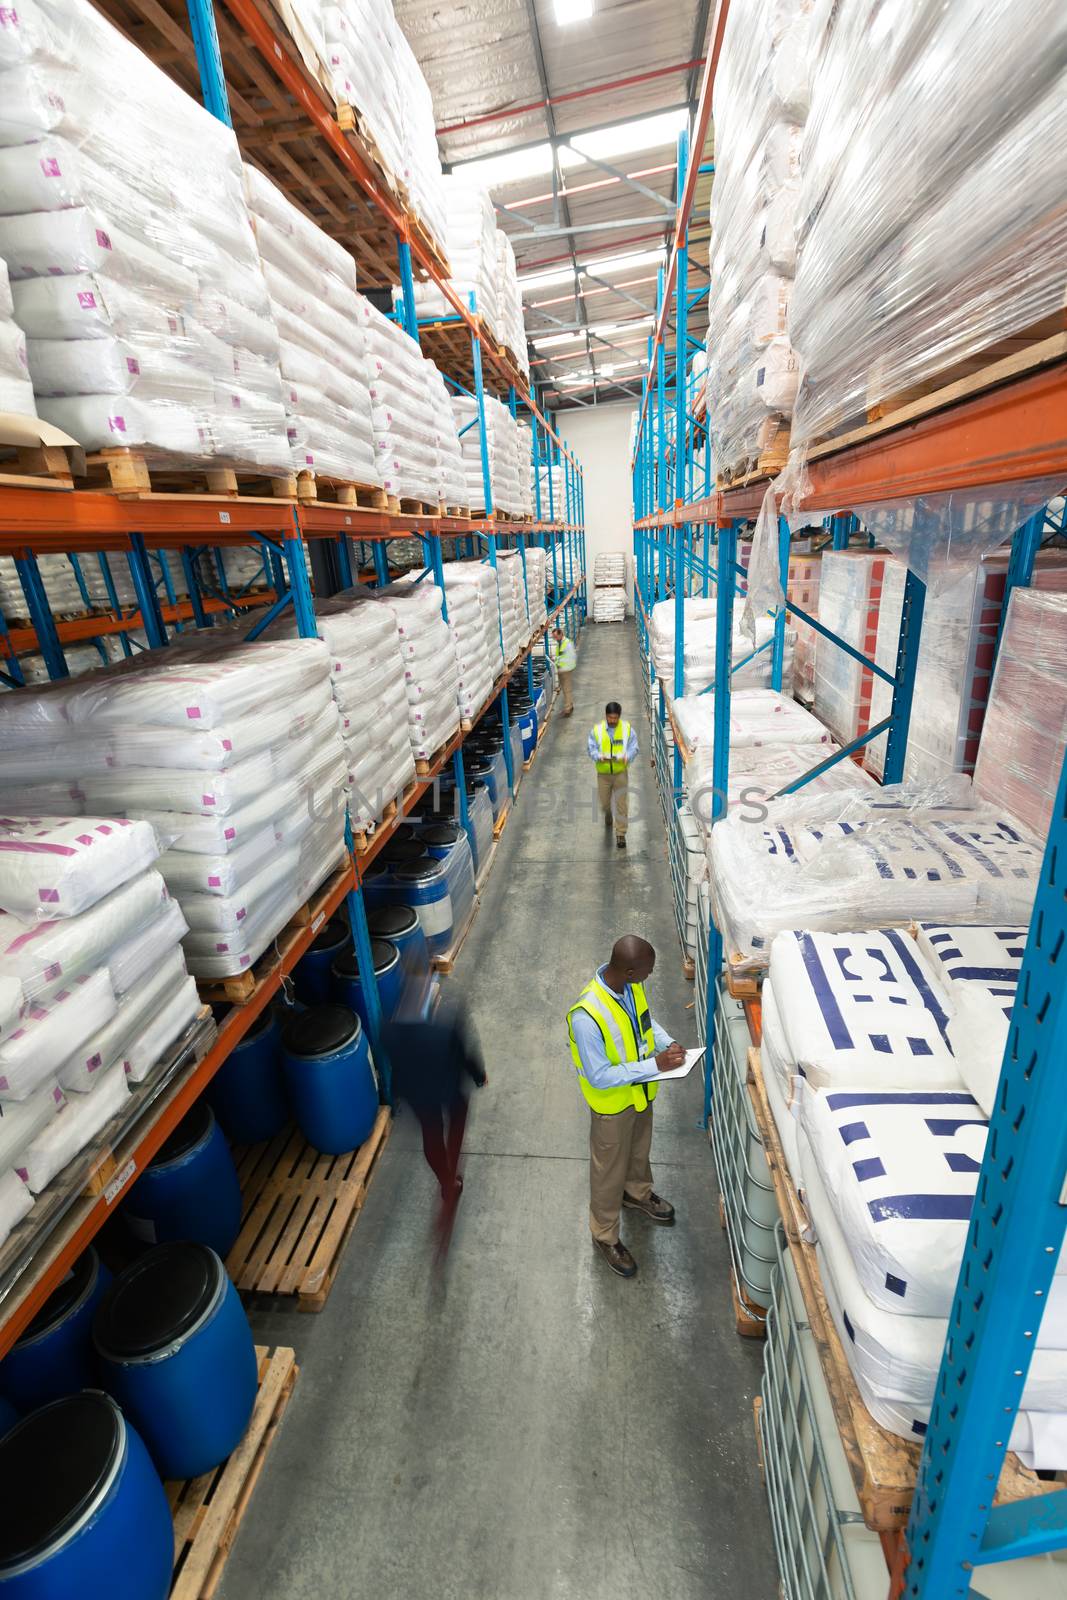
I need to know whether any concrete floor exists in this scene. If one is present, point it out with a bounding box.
[222,621,776,1600]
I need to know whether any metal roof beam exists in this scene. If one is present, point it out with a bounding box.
[509,215,677,240]
[448,103,692,181]
[558,141,676,212]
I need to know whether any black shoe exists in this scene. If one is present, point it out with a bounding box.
[594,1239,637,1277]
[623,1190,675,1224]
[616,835,627,849]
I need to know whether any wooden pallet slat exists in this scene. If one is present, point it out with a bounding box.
[196,863,351,1006]
[227,1107,390,1311]
[83,447,298,502]
[169,1345,297,1600]
[430,894,480,975]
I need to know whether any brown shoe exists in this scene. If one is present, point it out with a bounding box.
[616,835,627,849]
[623,1191,675,1224]
[594,1239,637,1277]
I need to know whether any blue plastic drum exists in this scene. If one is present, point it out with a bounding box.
[368,904,429,987]
[94,1242,257,1482]
[517,706,538,761]
[0,1249,110,1412]
[280,1005,378,1155]
[465,757,500,817]
[207,1007,288,1144]
[0,1392,173,1600]
[294,916,350,1008]
[380,838,428,869]
[332,939,402,1033]
[360,860,392,911]
[420,822,462,862]
[391,860,453,957]
[121,1101,242,1258]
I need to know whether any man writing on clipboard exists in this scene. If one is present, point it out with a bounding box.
[566,935,690,1279]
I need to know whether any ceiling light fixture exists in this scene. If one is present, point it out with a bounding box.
[553,0,593,22]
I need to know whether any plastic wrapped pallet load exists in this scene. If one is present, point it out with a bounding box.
[426,365,467,511]
[593,552,627,587]
[813,551,889,748]
[708,779,1045,978]
[974,589,1067,843]
[523,546,547,632]
[359,297,440,507]
[267,591,415,834]
[0,636,349,980]
[391,24,448,257]
[436,566,496,721]
[242,166,380,495]
[650,594,793,698]
[442,561,505,682]
[451,395,523,516]
[705,0,812,477]
[493,551,530,660]
[0,0,290,471]
[592,589,627,623]
[0,254,36,416]
[412,177,500,340]
[376,580,461,764]
[788,0,1067,448]
[915,922,1026,1116]
[0,819,199,1215]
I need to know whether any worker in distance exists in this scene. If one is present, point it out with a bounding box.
[587,699,638,848]
[550,624,577,716]
[567,935,684,1278]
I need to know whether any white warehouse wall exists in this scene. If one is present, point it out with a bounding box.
[556,401,636,615]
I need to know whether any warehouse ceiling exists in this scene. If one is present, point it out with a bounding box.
[395,0,714,409]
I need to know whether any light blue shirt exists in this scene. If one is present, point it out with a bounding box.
[569,965,674,1090]
[587,723,639,765]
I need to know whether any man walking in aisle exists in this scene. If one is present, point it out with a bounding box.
[588,701,637,848]
[567,935,683,1277]
[550,625,577,716]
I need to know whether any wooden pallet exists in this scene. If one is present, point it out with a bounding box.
[724,961,761,1002]
[746,1046,1054,1532]
[430,894,480,975]
[0,442,77,492]
[196,863,351,1006]
[83,449,298,501]
[492,801,511,840]
[443,504,471,519]
[295,472,391,509]
[716,418,791,490]
[415,735,456,778]
[169,1346,297,1600]
[752,1394,766,1485]
[227,1107,390,1310]
[729,1260,767,1339]
[351,793,400,855]
[398,497,438,517]
[681,954,696,982]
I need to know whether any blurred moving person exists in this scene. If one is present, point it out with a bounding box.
[566,935,682,1278]
[383,1001,487,1251]
[588,700,638,848]
[550,625,577,716]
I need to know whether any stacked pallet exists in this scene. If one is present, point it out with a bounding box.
[361,298,449,507]
[592,550,627,623]
[451,395,527,516]
[0,0,290,472]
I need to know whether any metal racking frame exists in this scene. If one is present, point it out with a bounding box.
[630,15,1067,1594]
[0,0,587,1362]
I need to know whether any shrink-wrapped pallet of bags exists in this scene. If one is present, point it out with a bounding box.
[436,566,495,722]
[359,298,439,505]
[973,589,1067,844]
[242,166,380,492]
[0,817,201,1215]
[425,364,467,511]
[524,546,547,632]
[649,594,792,698]
[375,580,461,763]
[705,0,812,477]
[412,178,500,338]
[812,550,887,747]
[391,25,448,258]
[494,230,528,378]
[788,0,1067,448]
[443,561,505,682]
[0,636,349,980]
[0,254,36,416]
[708,778,1044,979]
[0,0,290,470]
[265,592,415,833]
[493,551,531,657]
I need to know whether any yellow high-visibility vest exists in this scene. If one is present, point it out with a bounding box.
[591,719,632,774]
[552,636,577,673]
[566,975,659,1115]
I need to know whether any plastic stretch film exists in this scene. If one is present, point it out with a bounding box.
[788,0,1067,449]
[0,0,291,467]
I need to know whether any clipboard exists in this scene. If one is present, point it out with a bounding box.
[641,1046,705,1083]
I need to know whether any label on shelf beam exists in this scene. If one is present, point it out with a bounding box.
[104,1157,136,1208]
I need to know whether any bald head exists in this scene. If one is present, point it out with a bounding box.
[606,935,656,988]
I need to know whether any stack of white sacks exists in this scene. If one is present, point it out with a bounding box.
[524,546,548,632]
[594,552,627,587]
[450,395,526,515]
[437,569,495,722]
[789,0,1066,448]
[267,595,415,833]
[593,549,627,623]
[494,232,529,377]
[709,777,1044,980]
[425,366,467,509]
[0,637,349,981]
[680,687,877,830]
[705,0,811,477]
[445,562,505,682]
[494,552,530,661]
[282,0,447,256]
[0,0,290,468]
[376,581,460,761]
[761,920,1067,1468]
[533,460,566,520]
[412,178,499,333]
[360,299,440,504]
[0,255,35,417]
[650,595,794,697]
[0,816,201,1244]
[243,167,379,490]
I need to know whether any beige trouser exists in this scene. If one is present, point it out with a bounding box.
[589,1104,654,1244]
[596,769,629,835]
[559,670,574,713]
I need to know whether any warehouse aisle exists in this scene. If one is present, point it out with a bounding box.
[222,623,775,1600]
